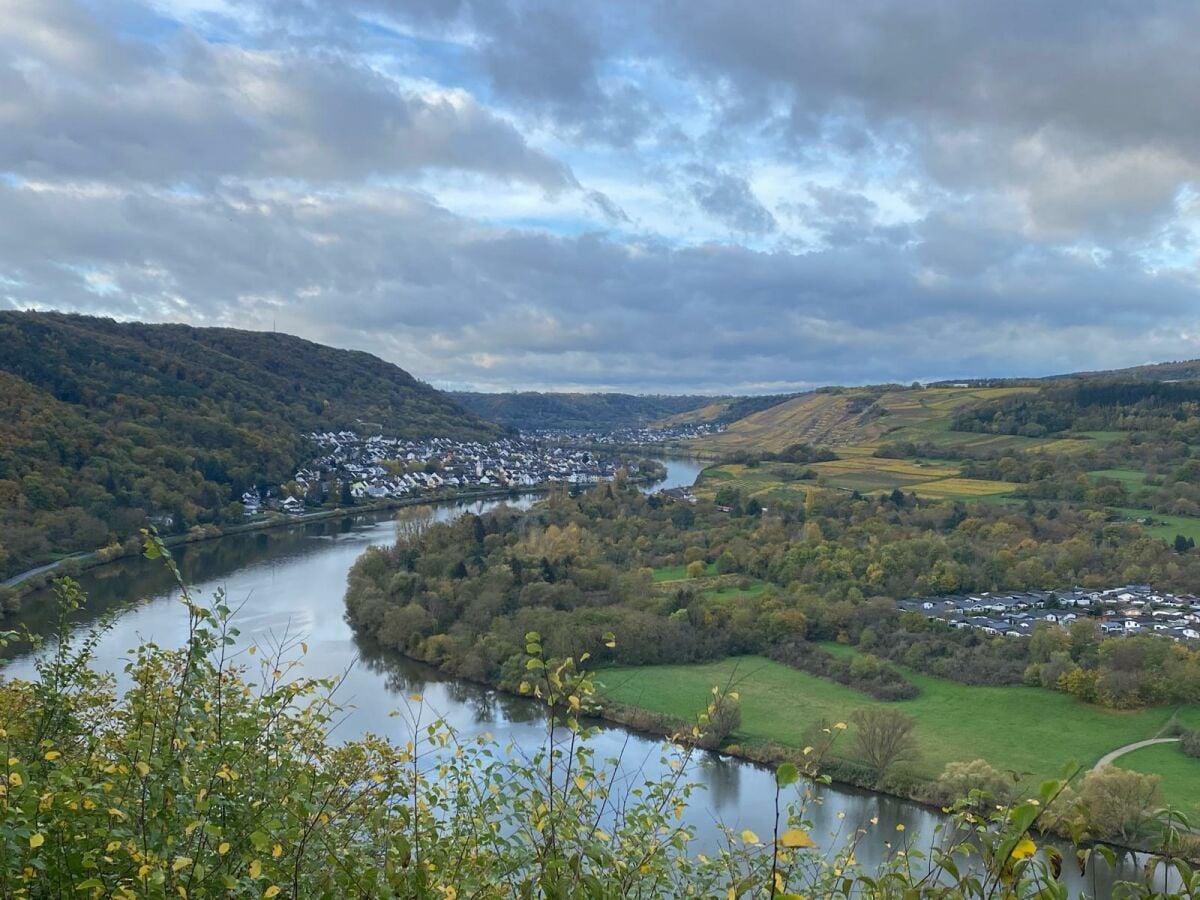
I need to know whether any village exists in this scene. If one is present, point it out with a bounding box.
[898,585,1200,644]
[239,431,657,516]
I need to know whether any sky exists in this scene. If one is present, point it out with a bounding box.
[3,1,1200,393]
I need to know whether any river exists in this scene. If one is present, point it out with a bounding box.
[2,459,1154,896]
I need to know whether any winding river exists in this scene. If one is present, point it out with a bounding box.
[2,459,1156,896]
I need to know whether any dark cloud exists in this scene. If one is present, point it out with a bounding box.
[3,177,1197,391]
[686,165,777,235]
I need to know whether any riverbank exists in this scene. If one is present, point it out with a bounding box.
[0,463,686,615]
[0,485,549,612]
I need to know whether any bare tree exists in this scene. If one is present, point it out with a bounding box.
[394,504,436,545]
[851,707,918,780]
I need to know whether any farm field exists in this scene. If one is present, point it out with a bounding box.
[696,456,1016,502]
[693,463,814,504]
[1118,743,1200,820]
[599,656,1193,793]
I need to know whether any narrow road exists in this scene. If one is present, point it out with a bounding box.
[1093,737,1180,771]
[1,559,70,589]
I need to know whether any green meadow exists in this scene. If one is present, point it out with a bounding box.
[599,656,1196,799]
[652,562,717,582]
[1118,742,1200,820]
[1119,507,1200,543]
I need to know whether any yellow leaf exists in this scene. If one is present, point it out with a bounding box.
[408,694,423,703]
[218,842,230,855]
[1011,838,1037,861]
[106,840,122,852]
[833,721,847,730]
[136,761,150,777]
[300,641,308,655]
[249,859,262,879]
[740,829,760,845]
[172,857,192,873]
[895,824,905,832]
[43,751,61,761]
[264,888,281,899]
[8,772,22,787]
[272,843,282,858]
[778,828,817,849]
[29,833,44,849]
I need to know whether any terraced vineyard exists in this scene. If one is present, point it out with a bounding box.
[701,385,1043,455]
[688,385,1059,501]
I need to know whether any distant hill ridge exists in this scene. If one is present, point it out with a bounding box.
[0,311,498,582]
[449,391,728,431]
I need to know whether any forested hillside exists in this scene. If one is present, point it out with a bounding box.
[953,380,1200,438]
[449,391,721,431]
[0,312,498,581]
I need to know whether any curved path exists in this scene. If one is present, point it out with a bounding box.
[1093,737,1180,772]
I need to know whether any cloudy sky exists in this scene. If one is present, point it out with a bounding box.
[4,0,1200,392]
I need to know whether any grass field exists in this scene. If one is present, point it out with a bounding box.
[1117,743,1200,820]
[1089,468,1147,488]
[701,583,768,605]
[1119,508,1200,543]
[1075,431,1126,446]
[600,656,1195,795]
[652,562,717,582]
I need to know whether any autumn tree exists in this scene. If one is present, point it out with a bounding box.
[1076,767,1162,844]
[851,707,918,781]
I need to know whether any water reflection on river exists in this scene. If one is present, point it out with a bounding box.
[3,462,1152,895]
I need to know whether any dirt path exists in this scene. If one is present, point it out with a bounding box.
[1093,737,1180,771]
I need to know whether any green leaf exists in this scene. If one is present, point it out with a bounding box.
[775,762,799,787]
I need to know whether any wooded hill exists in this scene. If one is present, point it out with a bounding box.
[449,391,808,432]
[0,312,498,582]
[449,391,724,431]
